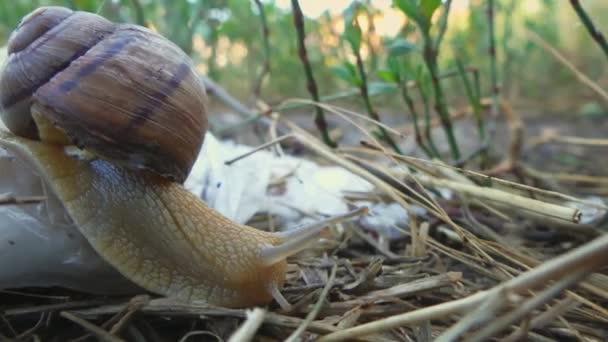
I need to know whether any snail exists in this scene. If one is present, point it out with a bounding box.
[0,6,366,308]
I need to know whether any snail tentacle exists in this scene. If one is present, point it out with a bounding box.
[260,206,369,266]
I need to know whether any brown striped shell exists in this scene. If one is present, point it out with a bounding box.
[0,6,207,183]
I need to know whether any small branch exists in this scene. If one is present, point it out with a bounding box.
[252,0,271,99]
[415,174,581,224]
[569,0,608,61]
[291,0,336,147]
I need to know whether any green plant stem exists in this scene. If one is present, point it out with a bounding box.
[434,0,452,51]
[421,0,460,160]
[129,0,145,26]
[399,83,434,157]
[291,0,336,147]
[501,0,517,99]
[354,49,402,154]
[186,0,205,51]
[456,60,484,141]
[487,0,499,119]
[422,39,460,159]
[253,0,271,99]
[569,0,608,61]
[216,69,477,136]
[364,2,379,70]
[417,78,440,157]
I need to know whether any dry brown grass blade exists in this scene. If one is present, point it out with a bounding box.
[501,296,581,342]
[60,311,124,342]
[72,299,340,336]
[527,29,608,104]
[0,193,45,205]
[285,262,337,341]
[227,308,266,342]
[439,270,587,341]
[318,232,608,341]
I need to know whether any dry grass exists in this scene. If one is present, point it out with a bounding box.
[1,103,608,342]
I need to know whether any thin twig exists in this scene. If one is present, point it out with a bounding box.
[526,30,608,104]
[252,0,271,99]
[318,232,608,341]
[456,59,484,141]
[467,271,587,342]
[487,0,500,119]
[228,308,266,342]
[285,262,338,341]
[349,9,401,154]
[569,0,608,60]
[223,134,294,165]
[60,311,124,342]
[0,193,45,205]
[398,74,435,157]
[291,0,335,147]
[73,300,341,336]
[502,296,581,342]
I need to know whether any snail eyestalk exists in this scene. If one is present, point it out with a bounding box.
[259,206,369,266]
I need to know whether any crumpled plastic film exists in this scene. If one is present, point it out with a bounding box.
[0,143,136,292]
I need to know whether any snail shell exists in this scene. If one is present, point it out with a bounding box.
[0,6,207,182]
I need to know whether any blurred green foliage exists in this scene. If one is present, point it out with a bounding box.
[0,0,607,115]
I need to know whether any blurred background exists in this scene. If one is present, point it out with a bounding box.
[1,0,606,114]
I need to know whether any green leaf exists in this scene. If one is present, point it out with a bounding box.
[387,56,402,80]
[401,59,415,79]
[343,1,362,51]
[344,61,358,79]
[333,66,355,84]
[345,24,362,52]
[386,38,417,56]
[393,0,420,22]
[368,82,397,96]
[421,0,441,21]
[343,0,359,27]
[333,62,361,86]
[377,70,397,83]
[371,130,384,140]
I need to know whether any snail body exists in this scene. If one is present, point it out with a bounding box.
[0,7,365,308]
[0,132,285,307]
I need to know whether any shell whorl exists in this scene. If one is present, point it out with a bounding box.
[0,6,208,182]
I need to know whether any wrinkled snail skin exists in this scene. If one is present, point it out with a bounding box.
[0,132,287,308]
[0,6,207,182]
